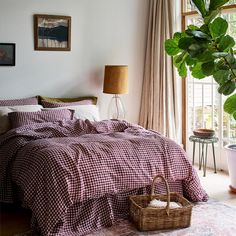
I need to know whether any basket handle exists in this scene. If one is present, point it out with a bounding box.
[151,175,170,216]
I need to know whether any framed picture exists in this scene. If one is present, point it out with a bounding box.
[0,43,15,66]
[34,14,71,51]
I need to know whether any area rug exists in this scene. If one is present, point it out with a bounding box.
[15,201,236,236]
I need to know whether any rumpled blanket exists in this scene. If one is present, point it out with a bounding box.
[0,119,207,235]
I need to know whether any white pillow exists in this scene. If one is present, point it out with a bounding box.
[43,105,100,121]
[0,105,43,134]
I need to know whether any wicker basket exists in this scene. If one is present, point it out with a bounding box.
[129,175,193,231]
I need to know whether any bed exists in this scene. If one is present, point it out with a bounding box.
[0,97,208,235]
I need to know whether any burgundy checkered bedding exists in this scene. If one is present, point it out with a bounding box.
[9,109,74,128]
[0,96,38,106]
[0,119,208,235]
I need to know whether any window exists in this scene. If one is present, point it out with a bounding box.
[181,0,236,170]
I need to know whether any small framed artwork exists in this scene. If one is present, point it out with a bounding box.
[0,43,15,66]
[34,14,71,51]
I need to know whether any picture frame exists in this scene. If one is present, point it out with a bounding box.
[0,43,15,66]
[34,14,71,51]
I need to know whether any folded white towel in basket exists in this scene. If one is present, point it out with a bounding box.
[148,199,181,209]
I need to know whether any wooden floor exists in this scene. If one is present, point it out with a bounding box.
[0,203,31,236]
[0,168,236,236]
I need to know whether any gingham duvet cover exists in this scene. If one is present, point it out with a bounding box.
[0,119,207,235]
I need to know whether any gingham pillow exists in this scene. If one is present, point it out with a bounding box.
[9,109,74,128]
[0,97,38,106]
[43,105,100,121]
[0,105,43,134]
[41,100,93,108]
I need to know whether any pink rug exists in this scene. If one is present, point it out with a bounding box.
[15,201,236,236]
[87,201,236,236]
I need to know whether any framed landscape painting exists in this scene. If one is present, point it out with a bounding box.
[34,14,71,51]
[0,43,15,66]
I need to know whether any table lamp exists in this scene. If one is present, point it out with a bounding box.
[103,65,128,119]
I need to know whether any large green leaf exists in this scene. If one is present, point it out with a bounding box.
[191,30,211,40]
[218,80,236,95]
[173,32,182,41]
[200,24,211,35]
[189,44,203,51]
[209,0,229,11]
[212,52,228,57]
[209,17,228,39]
[187,40,208,53]
[224,93,236,114]
[226,50,236,68]
[174,51,187,64]
[187,25,200,31]
[177,61,187,77]
[191,0,207,17]
[178,37,196,50]
[185,55,197,66]
[216,59,229,70]
[204,10,219,24]
[165,39,182,56]
[219,35,235,51]
[191,63,205,79]
[213,70,230,84]
[201,61,215,76]
[196,50,214,62]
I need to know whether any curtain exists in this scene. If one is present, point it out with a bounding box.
[139,0,180,142]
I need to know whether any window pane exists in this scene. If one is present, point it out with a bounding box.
[185,0,196,12]
[200,77,212,84]
[221,12,236,42]
[194,84,203,129]
[213,85,220,137]
[203,84,212,129]
[187,82,194,133]
[186,15,203,27]
[225,0,236,5]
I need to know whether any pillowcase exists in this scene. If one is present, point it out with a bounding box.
[0,105,43,134]
[0,97,38,106]
[41,100,94,108]
[38,96,97,105]
[43,105,100,121]
[9,109,74,129]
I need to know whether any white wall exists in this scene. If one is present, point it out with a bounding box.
[0,0,149,122]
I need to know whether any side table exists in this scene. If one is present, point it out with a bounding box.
[189,135,218,177]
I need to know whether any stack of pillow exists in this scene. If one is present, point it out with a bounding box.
[0,95,100,135]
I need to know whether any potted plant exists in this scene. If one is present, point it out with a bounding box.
[165,0,236,118]
[165,0,236,190]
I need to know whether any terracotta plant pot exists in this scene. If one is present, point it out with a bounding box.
[193,128,215,138]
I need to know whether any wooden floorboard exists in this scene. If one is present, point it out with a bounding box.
[0,203,31,236]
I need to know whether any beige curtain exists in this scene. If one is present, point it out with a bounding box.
[139,0,180,142]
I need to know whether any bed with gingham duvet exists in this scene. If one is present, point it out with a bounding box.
[0,119,207,235]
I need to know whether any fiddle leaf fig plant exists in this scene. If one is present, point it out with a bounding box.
[165,0,236,119]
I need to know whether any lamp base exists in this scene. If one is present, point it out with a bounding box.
[108,95,125,119]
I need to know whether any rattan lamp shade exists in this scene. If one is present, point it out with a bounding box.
[103,65,128,94]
